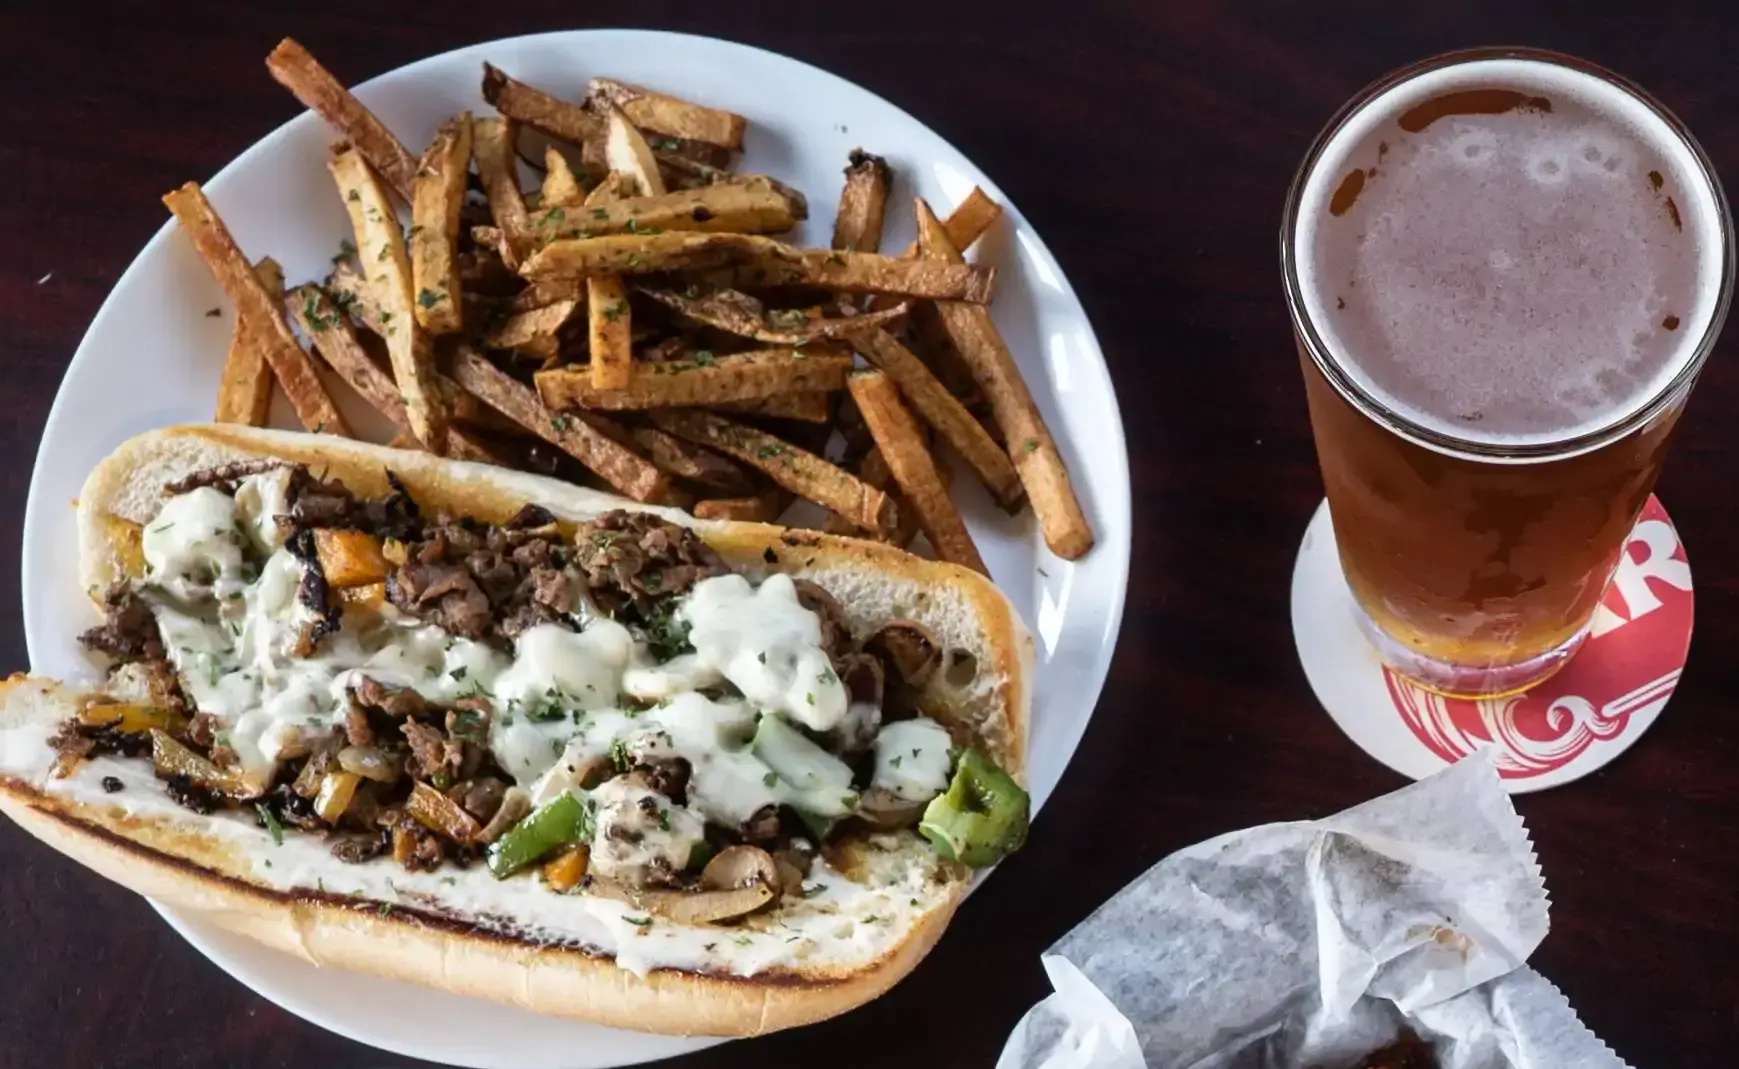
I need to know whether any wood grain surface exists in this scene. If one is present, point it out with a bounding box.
[1,2,1735,1066]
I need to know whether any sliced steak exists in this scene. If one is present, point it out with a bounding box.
[161,459,286,496]
[572,510,724,613]
[402,719,459,782]
[78,584,164,664]
[351,677,436,719]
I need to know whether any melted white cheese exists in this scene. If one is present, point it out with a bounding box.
[871,717,954,803]
[141,486,251,600]
[232,467,293,552]
[683,574,848,731]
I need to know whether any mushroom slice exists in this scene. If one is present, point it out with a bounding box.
[476,786,532,845]
[588,876,775,924]
[699,844,781,892]
[862,621,943,718]
[856,786,927,830]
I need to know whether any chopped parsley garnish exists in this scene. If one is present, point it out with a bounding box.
[346,189,361,202]
[449,666,468,681]
[625,914,653,928]
[550,413,573,432]
[602,301,627,321]
[417,288,444,309]
[641,600,694,661]
[691,349,715,366]
[799,882,826,898]
[517,689,570,723]
[890,755,903,768]
[332,239,358,265]
[609,739,632,773]
[762,771,778,787]
[255,803,285,846]
[1023,437,1039,453]
[592,207,610,220]
[805,692,815,706]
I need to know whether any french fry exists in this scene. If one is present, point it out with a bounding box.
[289,282,509,457]
[648,410,895,535]
[266,39,417,202]
[629,425,754,494]
[289,283,404,423]
[602,104,666,198]
[916,199,1092,559]
[848,370,986,574]
[523,179,797,241]
[657,156,809,218]
[823,446,920,546]
[851,328,1023,508]
[449,347,669,503]
[868,187,1004,313]
[163,182,350,437]
[511,279,586,313]
[693,490,788,523]
[584,179,633,390]
[329,145,447,453]
[214,256,285,426]
[325,259,384,325]
[536,349,852,411]
[541,146,585,209]
[472,117,532,258]
[521,233,996,302]
[482,300,578,362]
[410,114,472,335]
[588,78,746,152]
[637,286,906,345]
[481,63,601,148]
[832,150,891,253]
[715,391,832,424]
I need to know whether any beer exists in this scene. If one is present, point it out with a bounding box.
[1283,49,1732,697]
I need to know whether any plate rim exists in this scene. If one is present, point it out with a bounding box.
[20,26,1132,1068]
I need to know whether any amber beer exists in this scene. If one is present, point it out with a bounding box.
[1283,49,1733,698]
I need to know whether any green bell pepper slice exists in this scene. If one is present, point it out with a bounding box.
[487,791,593,879]
[918,747,1029,867]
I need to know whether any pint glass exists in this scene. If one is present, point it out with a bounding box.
[1282,49,1733,698]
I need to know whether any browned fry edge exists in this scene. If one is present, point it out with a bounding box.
[266,38,418,202]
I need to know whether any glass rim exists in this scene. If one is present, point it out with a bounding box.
[1280,45,1736,464]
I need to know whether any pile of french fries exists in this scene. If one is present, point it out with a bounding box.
[166,38,1093,575]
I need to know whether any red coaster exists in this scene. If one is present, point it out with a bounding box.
[1292,495,1693,792]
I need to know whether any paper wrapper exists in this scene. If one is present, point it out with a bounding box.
[998,755,1630,1069]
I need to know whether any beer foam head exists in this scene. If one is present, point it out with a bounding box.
[1294,57,1728,449]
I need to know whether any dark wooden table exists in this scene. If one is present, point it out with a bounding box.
[3,2,1735,1066]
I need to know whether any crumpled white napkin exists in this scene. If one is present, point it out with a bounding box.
[998,754,1629,1069]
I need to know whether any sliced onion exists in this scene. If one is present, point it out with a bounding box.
[338,745,401,783]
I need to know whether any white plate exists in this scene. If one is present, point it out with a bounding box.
[20,29,1131,1069]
